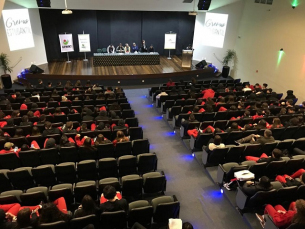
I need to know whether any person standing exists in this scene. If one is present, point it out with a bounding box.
[107,44,115,53]
[140,40,147,52]
[116,43,125,53]
[132,43,138,52]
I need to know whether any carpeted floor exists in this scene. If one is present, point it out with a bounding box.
[124,88,249,229]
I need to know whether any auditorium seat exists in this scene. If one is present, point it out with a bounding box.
[7,167,35,190]
[100,211,127,229]
[38,221,68,229]
[55,162,77,184]
[0,169,12,192]
[74,181,97,203]
[20,186,48,206]
[137,153,157,174]
[98,177,121,195]
[98,158,118,179]
[132,139,150,155]
[19,150,41,167]
[143,171,166,196]
[128,200,153,228]
[77,160,97,181]
[0,190,23,204]
[0,153,21,170]
[32,164,57,187]
[121,174,143,201]
[70,214,97,229]
[49,183,74,207]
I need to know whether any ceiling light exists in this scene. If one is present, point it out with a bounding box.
[62,0,72,14]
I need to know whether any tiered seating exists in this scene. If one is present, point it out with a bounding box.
[0,85,180,229]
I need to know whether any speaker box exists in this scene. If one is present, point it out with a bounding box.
[195,60,208,69]
[36,0,51,7]
[198,0,212,10]
[1,74,12,89]
[30,65,44,74]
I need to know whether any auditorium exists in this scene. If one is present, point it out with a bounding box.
[0,0,304,228]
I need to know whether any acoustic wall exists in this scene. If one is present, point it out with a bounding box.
[39,9,195,62]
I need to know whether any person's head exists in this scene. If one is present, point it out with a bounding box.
[182,222,194,229]
[213,135,222,145]
[45,121,52,129]
[38,79,43,84]
[96,122,105,130]
[280,108,287,115]
[119,43,122,46]
[230,105,237,111]
[86,80,91,86]
[290,117,299,126]
[205,127,212,133]
[219,97,226,103]
[205,104,213,112]
[272,118,281,126]
[15,128,24,137]
[11,110,20,118]
[0,111,5,119]
[81,123,88,131]
[22,115,28,123]
[116,130,125,139]
[231,122,239,131]
[206,97,215,105]
[57,81,62,86]
[110,111,117,119]
[244,124,252,131]
[288,107,295,114]
[193,106,199,113]
[244,110,251,117]
[214,128,222,134]
[17,208,31,228]
[21,144,29,151]
[48,81,52,87]
[271,148,282,159]
[75,80,81,86]
[39,202,68,224]
[96,134,105,144]
[103,185,117,200]
[32,126,41,136]
[264,129,272,138]
[189,114,195,121]
[84,137,92,147]
[39,114,46,123]
[60,135,69,146]
[45,138,56,148]
[258,119,267,128]
[227,95,235,103]
[263,83,268,89]
[118,119,125,127]
[81,195,96,214]
[292,199,305,225]
[245,84,250,88]
[65,121,73,130]
[55,107,62,114]
[6,118,14,126]
[257,176,272,189]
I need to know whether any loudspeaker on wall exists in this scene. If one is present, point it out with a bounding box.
[198,0,212,10]
[30,65,44,74]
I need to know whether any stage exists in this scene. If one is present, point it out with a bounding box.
[25,55,217,86]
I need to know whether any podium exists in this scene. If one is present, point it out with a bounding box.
[181,50,193,68]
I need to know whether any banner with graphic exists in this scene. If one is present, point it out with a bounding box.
[78,34,91,52]
[59,34,74,53]
[2,9,35,51]
[202,13,228,48]
[164,33,177,50]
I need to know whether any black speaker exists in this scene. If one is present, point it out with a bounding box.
[30,65,44,74]
[36,0,51,7]
[198,0,212,10]
[195,60,207,69]
[1,74,12,89]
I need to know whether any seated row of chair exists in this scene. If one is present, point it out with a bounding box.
[0,140,152,170]
[202,139,305,166]
[0,156,159,192]
[217,155,305,187]
[191,126,305,151]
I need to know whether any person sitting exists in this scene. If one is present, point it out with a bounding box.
[59,134,75,147]
[0,142,21,157]
[94,134,111,145]
[38,201,71,226]
[242,176,273,197]
[131,43,138,53]
[268,117,283,129]
[256,202,297,228]
[236,129,275,145]
[109,111,120,119]
[36,79,44,89]
[156,88,168,99]
[166,79,175,88]
[287,199,305,228]
[31,126,42,136]
[116,43,125,53]
[181,114,197,131]
[100,185,128,213]
[207,135,225,151]
[225,122,240,133]
[82,108,94,121]
[105,87,114,95]
[62,121,76,134]
[4,118,15,127]
[74,195,99,218]
[242,84,252,92]
[276,168,305,187]
[107,44,115,53]
[246,148,283,164]
[14,128,25,138]
[124,43,131,53]
[44,138,57,149]
[285,90,296,100]
[254,119,268,130]
[42,121,61,137]
[109,102,121,111]
[113,130,129,146]
[201,86,215,99]
[148,44,154,52]
[113,119,127,131]
[20,115,32,126]
[95,111,109,121]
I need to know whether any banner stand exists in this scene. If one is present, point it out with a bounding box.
[83,52,88,62]
[66,53,71,63]
[164,31,176,60]
[168,50,171,60]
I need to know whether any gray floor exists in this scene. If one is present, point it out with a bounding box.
[124,88,249,229]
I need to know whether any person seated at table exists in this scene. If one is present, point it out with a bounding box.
[124,43,131,53]
[242,176,273,197]
[186,44,192,50]
[131,43,138,52]
[148,44,154,52]
[140,40,147,52]
[116,43,125,53]
[107,44,115,53]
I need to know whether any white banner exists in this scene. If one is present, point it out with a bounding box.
[202,13,228,48]
[78,34,91,52]
[2,9,35,51]
[59,34,74,53]
[164,33,176,50]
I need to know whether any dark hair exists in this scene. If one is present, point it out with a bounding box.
[272,118,281,128]
[39,202,69,224]
[55,107,62,115]
[84,137,92,148]
[14,128,24,137]
[231,122,239,131]
[116,130,125,139]
[292,199,305,225]
[205,128,212,133]
[182,222,194,229]
[205,104,213,112]
[272,148,282,159]
[264,129,272,138]
[81,195,96,215]
[22,115,28,123]
[189,114,196,121]
[0,111,5,119]
[11,110,20,118]
[21,144,29,151]
[81,123,88,131]
[17,208,31,228]
[0,209,5,222]
[214,135,222,145]
[103,185,116,200]
[258,176,272,189]
[45,121,52,129]
[32,126,41,136]
[39,114,46,122]
[66,121,73,130]
[118,119,125,127]
[60,135,69,146]
[95,134,105,145]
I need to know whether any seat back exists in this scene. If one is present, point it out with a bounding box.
[20,191,48,206]
[132,139,149,156]
[59,147,79,163]
[77,160,97,181]
[74,182,97,203]
[143,176,166,194]
[128,206,153,228]
[0,170,12,192]
[70,214,97,229]
[122,177,143,198]
[282,158,303,175]
[129,127,143,141]
[38,221,68,229]
[0,153,21,170]
[55,163,76,184]
[207,148,229,165]
[96,143,115,159]
[98,158,118,179]
[40,148,59,165]
[115,141,132,158]
[100,211,127,229]
[7,168,35,190]
[153,201,180,224]
[19,150,41,167]
[225,146,245,163]
[264,161,286,179]
[276,186,298,204]
[78,147,96,161]
[137,153,157,174]
[225,131,244,145]
[247,189,276,208]
[32,165,56,187]
[249,162,268,180]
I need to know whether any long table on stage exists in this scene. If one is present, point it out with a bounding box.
[93,52,160,66]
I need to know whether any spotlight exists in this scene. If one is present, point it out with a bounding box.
[174,131,176,134]
[62,0,72,14]
[192,153,195,157]
[280,48,283,52]
[220,189,224,194]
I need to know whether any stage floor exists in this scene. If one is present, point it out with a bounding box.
[39,55,197,76]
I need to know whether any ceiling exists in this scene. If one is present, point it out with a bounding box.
[7,0,242,11]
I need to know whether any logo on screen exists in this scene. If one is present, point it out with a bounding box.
[63,39,69,45]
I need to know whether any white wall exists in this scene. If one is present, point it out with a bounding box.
[0,1,47,79]
[193,0,245,74]
[234,1,305,101]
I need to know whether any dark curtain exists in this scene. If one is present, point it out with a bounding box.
[39,9,195,62]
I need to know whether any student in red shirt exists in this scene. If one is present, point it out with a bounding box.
[201,87,215,99]
[166,79,175,88]
[0,142,21,157]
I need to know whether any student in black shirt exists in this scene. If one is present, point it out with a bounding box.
[100,185,128,213]
[42,121,61,137]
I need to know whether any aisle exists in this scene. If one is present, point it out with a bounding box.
[124,89,249,229]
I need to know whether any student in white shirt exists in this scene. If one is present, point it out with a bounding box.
[208,135,225,151]
[156,89,168,99]
[242,84,252,92]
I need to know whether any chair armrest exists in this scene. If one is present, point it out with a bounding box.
[217,164,226,185]
[180,126,185,138]
[264,214,279,229]
[161,171,167,192]
[236,187,249,210]
[190,136,196,150]
[173,195,178,202]
[294,147,305,155]
[202,148,209,165]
